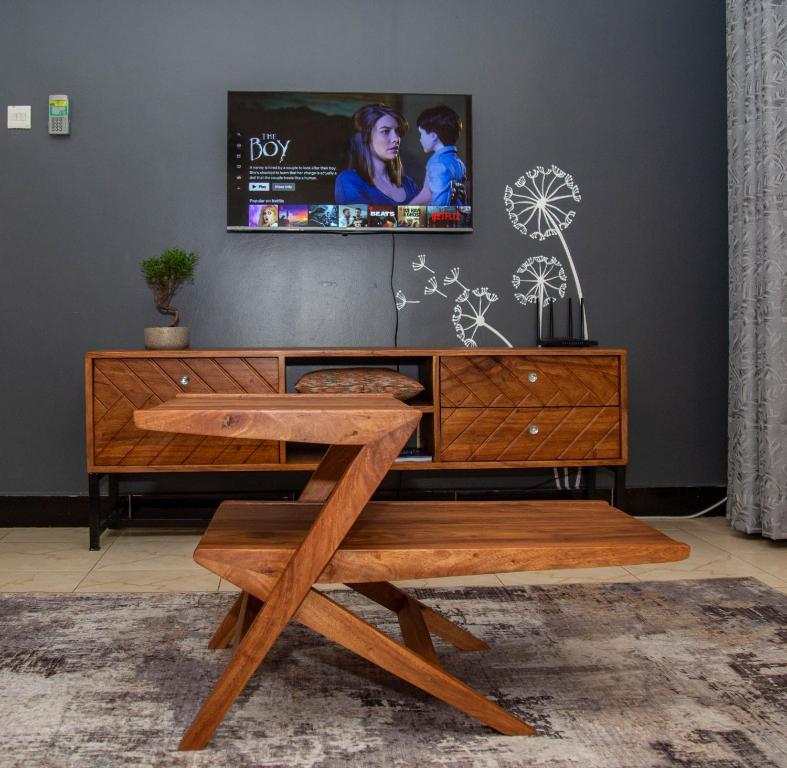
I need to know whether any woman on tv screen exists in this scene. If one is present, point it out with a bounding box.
[335,104,419,206]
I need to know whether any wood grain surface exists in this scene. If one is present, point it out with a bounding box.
[195,500,690,582]
[87,348,628,471]
[440,406,622,462]
[134,393,419,445]
[88,348,626,358]
[440,355,620,408]
[89,356,279,469]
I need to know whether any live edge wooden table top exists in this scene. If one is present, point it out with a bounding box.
[133,393,689,751]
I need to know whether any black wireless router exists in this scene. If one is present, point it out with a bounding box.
[536,297,598,347]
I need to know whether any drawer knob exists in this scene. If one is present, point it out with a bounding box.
[180,375,190,386]
[529,424,539,435]
[528,371,538,383]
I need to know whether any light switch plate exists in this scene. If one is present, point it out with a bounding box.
[7,105,31,129]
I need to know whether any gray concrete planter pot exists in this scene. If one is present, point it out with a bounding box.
[144,326,190,350]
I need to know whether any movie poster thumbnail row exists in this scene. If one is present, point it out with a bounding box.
[248,204,472,229]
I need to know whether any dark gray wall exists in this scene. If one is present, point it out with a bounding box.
[0,0,727,494]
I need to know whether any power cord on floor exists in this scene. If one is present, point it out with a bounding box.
[640,495,728,520]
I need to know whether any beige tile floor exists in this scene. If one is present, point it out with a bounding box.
[0,516,784,594]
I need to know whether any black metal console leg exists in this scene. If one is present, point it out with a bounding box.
[584,468,596,500]
[89,473,104,551]
[613,467,627,511]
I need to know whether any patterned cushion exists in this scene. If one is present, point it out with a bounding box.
[294,368,425,401]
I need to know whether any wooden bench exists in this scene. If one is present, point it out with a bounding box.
[134,393,688,750]
[198,499,687,582]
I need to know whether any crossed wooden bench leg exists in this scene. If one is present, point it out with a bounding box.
[196,562,535,749]
[208,442,491,659]
[211,581,489,658]
[180,425,413,749]
[181,424,534,750]
[208,592,263,650]
[346,581,491,654]
[208,435,490,658]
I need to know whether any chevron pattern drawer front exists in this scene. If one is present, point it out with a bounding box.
[440,356,620,408]
[440,406,622,462]
[91,357,280,468]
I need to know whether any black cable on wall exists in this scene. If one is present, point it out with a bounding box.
[390,232,399,347]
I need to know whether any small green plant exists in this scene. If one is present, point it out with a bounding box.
[141,248,198,326]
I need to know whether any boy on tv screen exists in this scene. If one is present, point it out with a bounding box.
[410,105,467,206]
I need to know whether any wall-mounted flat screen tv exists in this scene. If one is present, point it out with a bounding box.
[228,92,472,232]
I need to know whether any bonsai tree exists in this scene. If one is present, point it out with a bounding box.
[141,248,198,327]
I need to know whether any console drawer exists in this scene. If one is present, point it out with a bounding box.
[440,406,622,462]
[440,355,619,408]
[91,356,280,468]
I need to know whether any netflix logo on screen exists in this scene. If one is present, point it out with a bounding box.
[427,207,461,228]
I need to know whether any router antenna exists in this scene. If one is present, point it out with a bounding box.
[567,298,573,339]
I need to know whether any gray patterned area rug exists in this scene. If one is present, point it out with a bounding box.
[1,578,785,768]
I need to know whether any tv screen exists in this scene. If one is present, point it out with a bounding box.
[228,92,472,233]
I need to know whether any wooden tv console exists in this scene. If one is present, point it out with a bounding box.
[85,348,628,549]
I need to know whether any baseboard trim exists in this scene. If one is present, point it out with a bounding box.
[618,487,727,517]
[0,497,90,527]
[0,486,727,527]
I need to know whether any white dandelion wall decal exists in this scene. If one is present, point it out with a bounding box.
[512,255,568,331]
[504,165,587,332]
[443,266,466,289]
[411,254,434,274]
[395,290,420,311]
[451,282,512,348]
[424,276,447,298]
[406,257,512,347]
